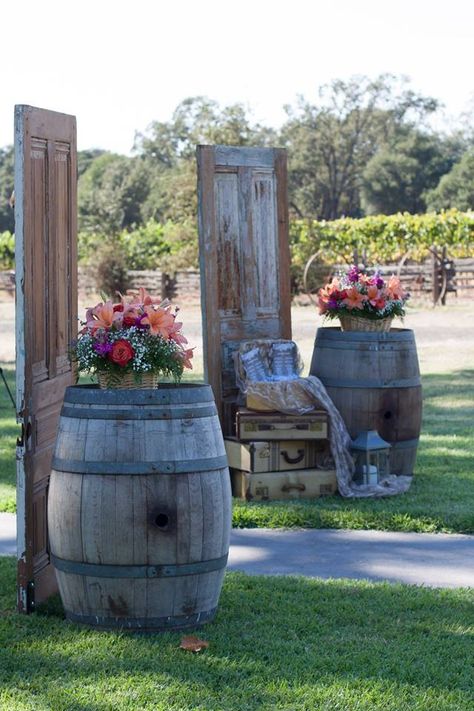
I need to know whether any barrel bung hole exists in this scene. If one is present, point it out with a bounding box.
[384,411,392,420]
[155,513,169,529]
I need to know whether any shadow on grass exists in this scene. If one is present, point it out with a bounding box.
[0,558,472,710]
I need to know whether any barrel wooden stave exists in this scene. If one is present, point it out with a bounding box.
[310,328,422,476]
[48,384,231,631]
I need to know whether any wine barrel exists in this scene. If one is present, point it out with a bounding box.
[48,384,231,632]
[310,328,422,476]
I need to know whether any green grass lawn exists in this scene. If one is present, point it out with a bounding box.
[0,558,473,711]
[0,365,16,512]
[233,368,474,534]
[1,366,473,533]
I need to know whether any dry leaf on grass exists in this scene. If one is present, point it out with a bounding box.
[179,635,210,653]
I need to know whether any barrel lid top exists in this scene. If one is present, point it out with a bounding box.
[64,382,214,405]
[315,326,415,342]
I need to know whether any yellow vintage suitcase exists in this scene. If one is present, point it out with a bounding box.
[225,437,333,473]
[236,408,328,441]
[231,468,338,501]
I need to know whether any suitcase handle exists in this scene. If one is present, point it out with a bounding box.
[281,482,306,492]
[280,449,305,465]
[257,423,310,431]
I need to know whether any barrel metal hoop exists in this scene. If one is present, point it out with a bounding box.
[60,405,217,420]
[314,342,416,353]
[64,384,213,406]
[389,438,420,450]
[321,376,421,388]
[51,553,228,579]
[51,455,229,475]
[64,607,217,630]
[315,327,415,343]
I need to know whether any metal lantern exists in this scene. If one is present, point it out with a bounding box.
[351,430,391,485]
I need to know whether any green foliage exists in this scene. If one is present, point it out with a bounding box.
[94,243,130,297]
[135,96,277,227]
[0,231,14,269]
[157,219,198,272]
[78,218,198,272]
[0,561,473,710]
[290,209,474,288]
[77,148,106,178]
[0,366,16,513]
[281,75,440,220]
[118,219,170,269]
[0,146,14,233]
[78,153,151,235]
[361,130,459,215]
[78,209,474,279]
[427,151,474,211]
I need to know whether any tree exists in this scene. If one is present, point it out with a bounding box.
[0,146,14,233]
[362,130,461,214]
[281,75,440,220]
[77,149,106,178]
[135,97,276,223]
[426,151,474,211]
[78,153,151,234]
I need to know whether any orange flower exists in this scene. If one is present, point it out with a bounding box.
[126,287,167,307]
[366,284,380,307]
[317,296,329,315]
[386,276,405,301]
[142,306,175,338]
[169,321,188,346]
[317,278,341,312]
[180,348,194,369]
[343,287,367,310]
[86,302,122,332]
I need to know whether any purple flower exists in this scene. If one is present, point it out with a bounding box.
[135,314,149,330]
[376,277,384,289]
[93,342,113,356]
[327,298,340,310]
[347,265,360,283]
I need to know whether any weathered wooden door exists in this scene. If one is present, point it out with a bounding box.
[197,146,291,435]
[14,105,77,612]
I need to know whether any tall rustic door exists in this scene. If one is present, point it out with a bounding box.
[14,105,77,612]
[197,146,291,435]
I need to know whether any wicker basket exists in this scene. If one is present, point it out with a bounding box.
[339,315,393,333]
[97,372,159,390]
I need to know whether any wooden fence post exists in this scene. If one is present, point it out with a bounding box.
[431,246,440,305]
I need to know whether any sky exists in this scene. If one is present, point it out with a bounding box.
[2,0,473,155]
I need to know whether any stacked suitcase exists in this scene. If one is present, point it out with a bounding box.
[225,406,337,501]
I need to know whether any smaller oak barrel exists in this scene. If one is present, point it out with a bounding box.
[310,328,422,476]
[48,384,232,632]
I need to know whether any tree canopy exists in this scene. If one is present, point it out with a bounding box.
[1,75,473,273]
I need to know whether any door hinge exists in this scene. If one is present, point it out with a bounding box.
[26,580,35,613]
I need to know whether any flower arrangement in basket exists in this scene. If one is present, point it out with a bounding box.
[72,288,193,389]
[317,265,409,332]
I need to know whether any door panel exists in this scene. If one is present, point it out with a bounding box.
[15,105,77,612]
[197,145,291,435]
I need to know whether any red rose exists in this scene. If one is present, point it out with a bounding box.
[122,315,136,328]
[108,339,134,367]
[113,304,124,312]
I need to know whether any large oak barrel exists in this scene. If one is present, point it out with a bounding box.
[310,328,422,476]
[48,384,232,632]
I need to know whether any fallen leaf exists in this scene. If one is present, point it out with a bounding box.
[179,635,210,653]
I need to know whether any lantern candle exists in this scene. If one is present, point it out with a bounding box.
[351,430,391,486]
